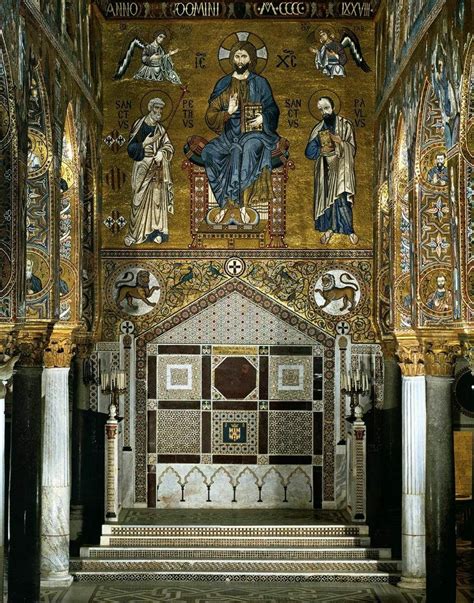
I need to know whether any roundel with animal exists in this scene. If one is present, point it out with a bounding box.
[312,269,361,316]
[113,266,162,316]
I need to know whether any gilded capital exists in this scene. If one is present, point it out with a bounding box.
[43,338,76,368]
[396,342,425,376]
[424,340,460,377]
[15,331,49,367]
[460,337,474,372]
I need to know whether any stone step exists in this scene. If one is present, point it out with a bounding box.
[71,569,401,584]
[101,524,369,538]
[81,545,391,561]
[71,558,402,573]
[100,535,372,548]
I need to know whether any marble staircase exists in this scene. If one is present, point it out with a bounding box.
[71,522,402,583]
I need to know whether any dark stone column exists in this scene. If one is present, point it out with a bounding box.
[70,348,91,550]
[425,373,456,603]
[9,364,43,603]
[381,352,402,554]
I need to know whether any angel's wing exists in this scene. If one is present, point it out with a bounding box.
[113,38,145,80]
[340,28,371,73]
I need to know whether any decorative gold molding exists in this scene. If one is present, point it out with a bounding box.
[43,338,76,369]
[396,340,425,376]
[424,340,460,377]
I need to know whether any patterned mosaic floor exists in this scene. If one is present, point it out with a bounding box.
[43,581,425,602]
[118,508,351,525]
[37,541,474,602]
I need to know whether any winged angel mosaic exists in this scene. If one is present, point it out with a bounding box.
[113,30,182,84]
[308,26,370,78]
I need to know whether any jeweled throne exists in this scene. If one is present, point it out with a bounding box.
[183,135,293,249]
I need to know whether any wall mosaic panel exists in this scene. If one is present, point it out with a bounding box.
[26,62,55,319]
[101,18,375,251]
[0,34,19,320]
[102,257,374,343]
[461,37,474,321]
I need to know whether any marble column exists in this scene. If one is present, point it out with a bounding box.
[397,342,426,590]
[40,338,75,588]
[425,343,458,603]
[9,348,45,602]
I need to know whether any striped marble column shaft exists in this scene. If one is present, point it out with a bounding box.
[41,367,73,588]
[399,375,426,590]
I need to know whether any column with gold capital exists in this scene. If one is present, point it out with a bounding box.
[40,336,75,588]
[8,330,48,603]
[424,339,459,603]
[396,340,426,590]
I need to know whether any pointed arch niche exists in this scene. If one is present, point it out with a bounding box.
[392,118,412,331]
[58,104,80,324]
[26,61,55,320]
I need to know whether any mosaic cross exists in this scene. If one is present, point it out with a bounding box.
[225,257,246,277]
[120,320,135,334]
[335,320,351,335]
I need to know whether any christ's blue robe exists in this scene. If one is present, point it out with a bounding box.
[201,72,279,207]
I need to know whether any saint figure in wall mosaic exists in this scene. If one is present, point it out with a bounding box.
[305,96,358,245]
[125,97,174,246]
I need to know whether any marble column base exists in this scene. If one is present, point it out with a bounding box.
[397,576,426,590]
[40,573,73,589]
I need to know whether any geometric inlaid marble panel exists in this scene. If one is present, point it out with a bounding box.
[157,355,202,401]
[212,411,258,455]
[269,356,312,401]
[268,411,313,455]
[154,292,319,345]
[212,355,258,400]
[156,410,201,454]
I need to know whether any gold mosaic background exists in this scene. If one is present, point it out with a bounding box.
[101,18,375,250]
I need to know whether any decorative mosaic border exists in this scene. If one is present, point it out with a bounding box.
[102,249,373,260]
